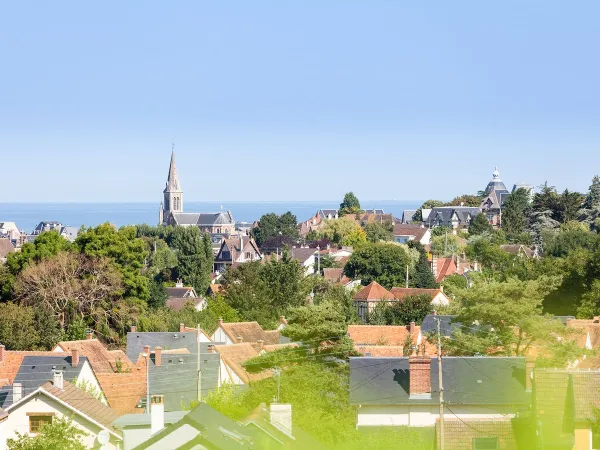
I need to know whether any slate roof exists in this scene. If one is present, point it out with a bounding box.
[421,315,463,337]
[425,207,481,227]
[350,356,527,406]
[1,355,89,408]
[41,380,122,436]
[290,247,316,264]
[169,213,201,225]
[353,281,395,301]
[165,297,205,311]
[59,226,80,242]
[401,210,417,223]
[500,244,535,258]
[126,332,221,411]
[0,351,65,386]
[165,286,196,298]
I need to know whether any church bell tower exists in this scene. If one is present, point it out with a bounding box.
[160,149,183,225]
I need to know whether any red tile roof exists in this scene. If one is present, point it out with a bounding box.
[389,287,446,301]
[434,258,457,283]
[353,281,395,301]
[55,339,134,374]
[217,322,280,345]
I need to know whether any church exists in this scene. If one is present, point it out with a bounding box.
[159,151,235,235]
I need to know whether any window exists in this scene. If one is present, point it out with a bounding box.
[245,252,252,260]
[472,437,499,450]
[28,413,54,433]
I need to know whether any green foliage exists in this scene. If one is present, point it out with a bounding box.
[0,303,40,350]
[413,199,444,222]
[407,241,438,289]
[7,415,87,450]
[344,242,412,289]
[430,233,462,257]
[465,236,512,276]
[147,278,169,308]
[364,221,393,242]
[170,227,214,294]
[340,226,367,247]
[339,192,361,215]
[583,175,600,209]
[64,316,88,341]
[502,188,531,236]
[431,225,452,237]
[251,212,299,247]
[469,213,493,235]
[75,223,149,300]
[282,302,351,353]
[6,231,70,275]
[368,294,432,325]
[148,239,178,276]
[447,194,482,207]
[319,217,364,246]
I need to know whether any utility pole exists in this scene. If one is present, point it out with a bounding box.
[145,352,150,414]
[436,318,445,450]
[197,323,202,402]
[444,230,448,255]
[317,246,321,274]
[405,265,409,288]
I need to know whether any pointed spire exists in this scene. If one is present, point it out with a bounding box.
[165,148,181,192]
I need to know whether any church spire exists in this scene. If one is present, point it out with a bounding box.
[165,147,181,192]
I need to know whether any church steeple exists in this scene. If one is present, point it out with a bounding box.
[161,148,183,225]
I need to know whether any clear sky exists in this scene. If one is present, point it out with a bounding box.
[1,1,599,203]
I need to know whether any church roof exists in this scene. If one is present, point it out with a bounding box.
[164,150,181,193]
[484,167,508,194]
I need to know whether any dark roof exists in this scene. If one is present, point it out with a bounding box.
[165,297,205,311]
[425,207,481,227]
[350,356,526,406]
[401,210,417,223]
[290,247,316,264]
[0,355,88,408]
[421,315,463,337]
[126,332,221,411]
[165,287,195,298]
[133,402,263,450]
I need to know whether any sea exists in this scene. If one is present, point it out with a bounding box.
[0,201,423,234]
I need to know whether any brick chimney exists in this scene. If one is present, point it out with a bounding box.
[257,340,264,351]
[0,344,5,363]
[131,325,137,333]
[71,349,80,367]
[525,355,535,391]
[409,349,431,398]
[180,323,185,333]
[143,345,151,358]
[409,321,416,334]
[237,336,243,344]
[155,347,162,367]
[218,318,223,326]
[86,331,93,340]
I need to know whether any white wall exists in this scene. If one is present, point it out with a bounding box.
[218,360,244,385]
[431,293,450,306]
[357,404,516,428]
[4,393,120,449]
[76,361,107,405]
[0,418,7,450]
[211,327,234,345]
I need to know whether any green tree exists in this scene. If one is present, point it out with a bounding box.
[556,189,584,223]
[364,221,394,242]
[319,217,363,245]
[430,233,462,257]
[583,175,600,209]
[75,223,149,300]
[7,415,87,450]
[147,278,169,308]
[148,239,178,276]
[465,237,512,276]
[368,294,432,325]
[6,231,70,275]
[407,241,438,288]
[261,251,309,313]
[469,213,493,235]
[170,227,214,294]
[501,188,531,237]
[532,182,559,216]
[344,243,412,289]
[578,176,600,232]
[341,226,367,247]
[447,194,482,207]
[339,192,361,215]
[412,199,444,222]
[0,303,39,350]
[251,212,299,247]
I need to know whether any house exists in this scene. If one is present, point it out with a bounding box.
[348,324,436,356]
[389,287,451,306]
[214,235,262,273]
[290,247,317,275]
[0,407,7,450]
[213,343,272,385]
[32,221,63,235]
[322,268,360,290]
[421,315,463,338]
[0,222,21,243]
[0,240,14,263]
[425,207,482,230]
[534,368,600,450]
[317,209,339,220]
[352,281,396,321]
[400,210,417,224]
[431,257,457,283]
[2,378,122,449]
[52,338,134,375]
[210,319,282,346]
[0,349,103,409]
[480,168,511,227]
[129,401,290,450]
[163,281,207,311]
[355,212,394,227]
[500,244,538,259]
[126,329,219,410]
[59,226,80,242]
[165,281,199,299]
[350,353,528,449]
[393,224,431,245]
[158,151,235,235]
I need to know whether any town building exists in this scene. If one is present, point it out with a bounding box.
[425,206,482,230]
[393,223,431,245]
[214,235,262,273]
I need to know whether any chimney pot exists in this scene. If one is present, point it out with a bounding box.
[218,318,223,325]
[53,370,64,390]
[176,279,183,288]
[71,349,80,367]
[207,344,216,354]
[86,331,93,340]
[155,347,162,367]
[237,336,243,344]
[13,382,23,402]
[257,340,264,351]
[410,321,416,334]
[180,323,185,333]
[143,345,151,358]
[131,325,136,333]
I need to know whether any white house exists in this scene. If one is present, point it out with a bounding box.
[290,247,317,276]
[393,224,431,246]
[0,222,20,242]
[0,408,7,450]
[2,377,121,449]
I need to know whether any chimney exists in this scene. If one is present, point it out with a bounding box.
[86,331,93,340]
[150,395,165,434]
[143,345,151,358]
[439,285,444,293]
[53,370,64,390]
[218,318,223,326]
[270,403,293,436]
[410,322,416,334]
[71,349,80,367]
[525,356,535,392]
[155,347,162,367]
[0,344,4,363]
[180,323,185,333]
[237,336,243,344]
[176,279,183,288]
[257,340,264,351]
[13,382,23,402]
[131,325,137,333]
[408,352,431,398]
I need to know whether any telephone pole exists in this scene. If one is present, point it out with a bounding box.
[197,323,202,402]
[437,318,445,450]
[405,265,409,288]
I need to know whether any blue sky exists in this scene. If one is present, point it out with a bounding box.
[1,1,599,202]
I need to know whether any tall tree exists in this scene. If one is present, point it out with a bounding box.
[6,231,70,275]
[170,227,214,294]
[339,192,361,215]
[447,194,482,207]
[364,221,394,242]
[583,175,600,209]
[344,243,412,289]
[469,213,493,235]
[556,189,584,223]
[319,217,364,245]
[251,212,299,247]
[407,241,438,288]
[501,188,530,236]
